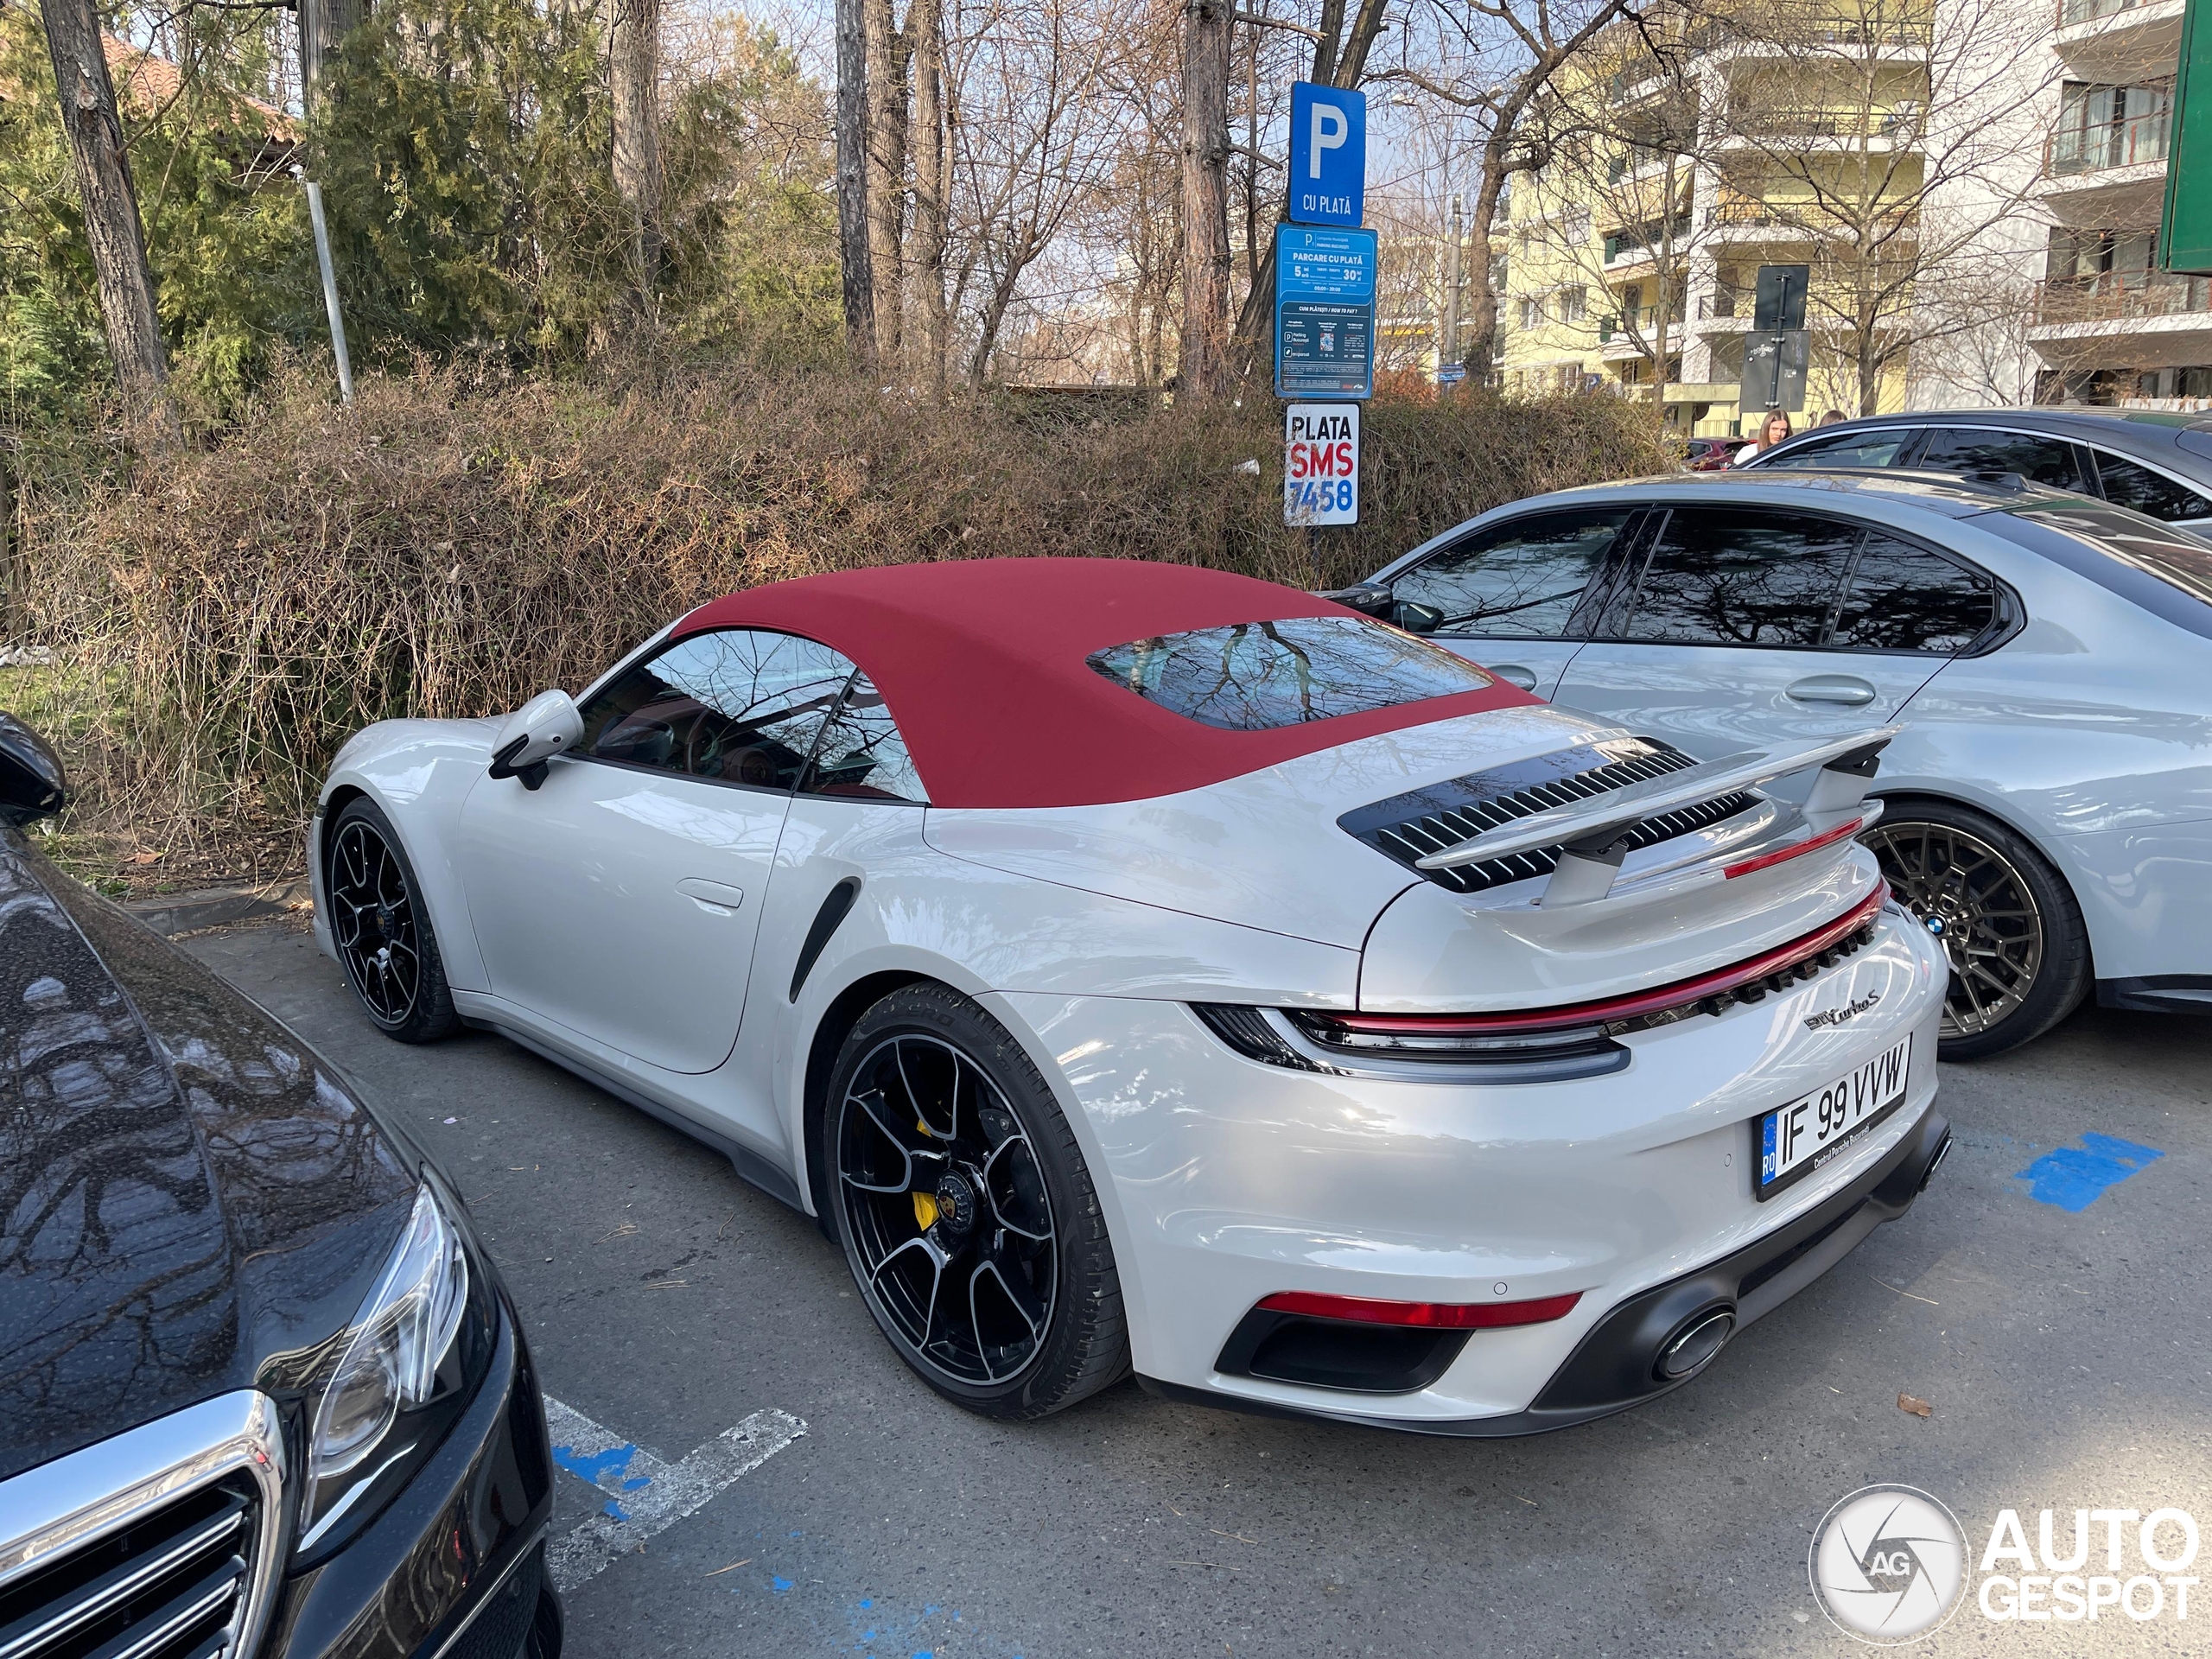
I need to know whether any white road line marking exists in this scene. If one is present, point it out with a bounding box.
[543,1395,806,1591]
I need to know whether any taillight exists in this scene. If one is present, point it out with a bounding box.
[1255,1290,1582,1329]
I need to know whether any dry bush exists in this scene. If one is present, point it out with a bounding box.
[16,363,1669,882]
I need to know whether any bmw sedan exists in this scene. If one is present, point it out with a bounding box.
[1351,469,2212,1058]
[0,717,562,1659]
[1741,406,2212,538]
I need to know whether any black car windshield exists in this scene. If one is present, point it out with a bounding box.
[2010,504,2212,608]
[1086,614,1496,730]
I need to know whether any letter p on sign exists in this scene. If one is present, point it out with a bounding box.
[1288,83,1365,227]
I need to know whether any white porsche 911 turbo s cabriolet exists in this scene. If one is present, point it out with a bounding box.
[309,558,1952,1434]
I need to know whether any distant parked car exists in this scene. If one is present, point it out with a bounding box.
[1681,437,1736,472]
[1349,468,2212,1058]
[0,716,562,1659]
[1741,407,2212,537]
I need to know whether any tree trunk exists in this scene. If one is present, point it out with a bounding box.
[864,0,912,365]
[1456,141,1511,386]
[41,0,176,443]
[1179,0,1233,397]
[905,0,946,395]
[609,0,664,303]
[299,0,364,110]
[833,0,877,364]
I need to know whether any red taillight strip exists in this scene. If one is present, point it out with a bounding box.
[1319,884,1889,1039]
[1256,1290,1583,1329]
[1721,814,1865,880]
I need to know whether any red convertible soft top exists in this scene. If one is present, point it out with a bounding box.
[671,557,1535,809]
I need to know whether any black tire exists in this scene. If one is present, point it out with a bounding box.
[526,1576,564,1659]
[1862,798,2090,1060]
[823,982,1129,1418]
[326,796,462,1044]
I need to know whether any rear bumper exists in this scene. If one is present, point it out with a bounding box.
[1141,1104,1952,1436]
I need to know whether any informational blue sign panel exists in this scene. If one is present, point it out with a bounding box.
[1287,83,1366,227]
[1274,225,1376,400]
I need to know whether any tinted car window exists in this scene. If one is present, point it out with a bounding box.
[579,629,854,789]
[1761,429,1918,469]
[1088,614,1496,730]
[2092,452,2212,523]
[803,674,927,803]
[1916,429,2089,492]
[1390,510,1630,637]
[1623,508,1856,645]
[1830,535,1997,653]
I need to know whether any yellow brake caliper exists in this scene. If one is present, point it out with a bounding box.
[912,1116,938,1230]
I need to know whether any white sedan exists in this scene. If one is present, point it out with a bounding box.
[309,558,1951,1433]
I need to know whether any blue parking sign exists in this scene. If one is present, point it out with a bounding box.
[1287,83,1365,227]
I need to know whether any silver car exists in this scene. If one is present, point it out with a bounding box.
[1349,469,2212,1058]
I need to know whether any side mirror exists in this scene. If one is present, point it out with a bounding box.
[0,713,66,825]
[488,690,582,791]
[1390,601,1445,635]
[1315,584,1396,620]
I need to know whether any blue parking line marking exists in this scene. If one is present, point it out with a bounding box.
[2014,1133,2164,1212]
[550,1440,652,1491]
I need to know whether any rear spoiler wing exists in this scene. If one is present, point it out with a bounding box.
[1414,728,1901,908]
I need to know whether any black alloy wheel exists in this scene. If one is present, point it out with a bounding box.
[327,797,461,1043]
[1861,799,2089,1059]
[825,984,1128,1417]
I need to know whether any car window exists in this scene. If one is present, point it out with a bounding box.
[578,628,855,791]
[1916,429,2089,492]
[1622,508,1857,646]
[803,674,928,804]
[2091,452,2212,523]
[1087,614,1496,730]
[1389,510,1630,637]
[1761,429,1918,469]
[1830,534,1998,653]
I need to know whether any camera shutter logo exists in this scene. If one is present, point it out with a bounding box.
[1809,1484,1970,1644]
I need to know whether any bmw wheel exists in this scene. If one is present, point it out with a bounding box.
[1862,800,2089,1059]
[824,983,1128,1417]
[327,797,462,1043]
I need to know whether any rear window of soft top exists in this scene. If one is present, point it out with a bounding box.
[1086,613,1496,731]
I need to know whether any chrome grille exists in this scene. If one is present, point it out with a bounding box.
[1340,738,1757,894]
[0,1395,284,1659]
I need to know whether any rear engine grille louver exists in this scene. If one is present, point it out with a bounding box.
[0,1474,264,1659]
[1339,736,1757,894]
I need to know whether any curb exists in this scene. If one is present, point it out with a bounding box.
[124,878,313,937]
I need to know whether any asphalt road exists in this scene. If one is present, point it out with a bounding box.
[185,918,2211,1658]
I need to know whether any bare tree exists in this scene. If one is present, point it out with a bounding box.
[834,0,879,361]
[40,0,178,441]
[610,0,665,301]
[298,0,363,107]
[864,0,912,359]
[906,0,950,394]
[1179,0,1233,393]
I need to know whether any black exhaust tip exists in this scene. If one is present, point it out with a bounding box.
[1917,1128,1955,1194]
[1656,1306,1736,1381]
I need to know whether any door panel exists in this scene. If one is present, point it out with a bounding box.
[455,626,855,1073]
[1552,509,1980,785]
[457,760,788,1073]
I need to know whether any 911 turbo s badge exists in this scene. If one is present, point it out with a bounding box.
[1804,989,1882,1032]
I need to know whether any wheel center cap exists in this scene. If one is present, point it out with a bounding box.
[933,1173,980,1237]
[1923,915,1947,937]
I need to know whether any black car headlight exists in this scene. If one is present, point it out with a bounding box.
[295,1173,496,1561]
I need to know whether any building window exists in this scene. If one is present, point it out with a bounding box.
[2050,80,2171,175]
[1557,286,1588,323]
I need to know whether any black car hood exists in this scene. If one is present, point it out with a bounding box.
[0,841,417,1480]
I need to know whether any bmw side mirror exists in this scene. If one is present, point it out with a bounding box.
[488,689,582,791]
[1390,601,1445,634]
[0,712,67,825]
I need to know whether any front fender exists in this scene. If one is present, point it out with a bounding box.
[314,719,502,993]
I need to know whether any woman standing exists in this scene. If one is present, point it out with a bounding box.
[1733,408,1791,465]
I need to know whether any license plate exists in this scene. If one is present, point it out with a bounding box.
[1754,1034,1911,1201]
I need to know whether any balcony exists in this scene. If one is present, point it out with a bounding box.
[2052,0,2183,80]
[2031,270,2212,367]
[2046,108,2170,175]
[2036,270,2212,326]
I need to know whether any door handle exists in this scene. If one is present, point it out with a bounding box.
[676,878,746,914]
[1491,663,1540,692]
[1786,675,1877,707]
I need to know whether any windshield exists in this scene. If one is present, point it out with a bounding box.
[1087,614,1496,730]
